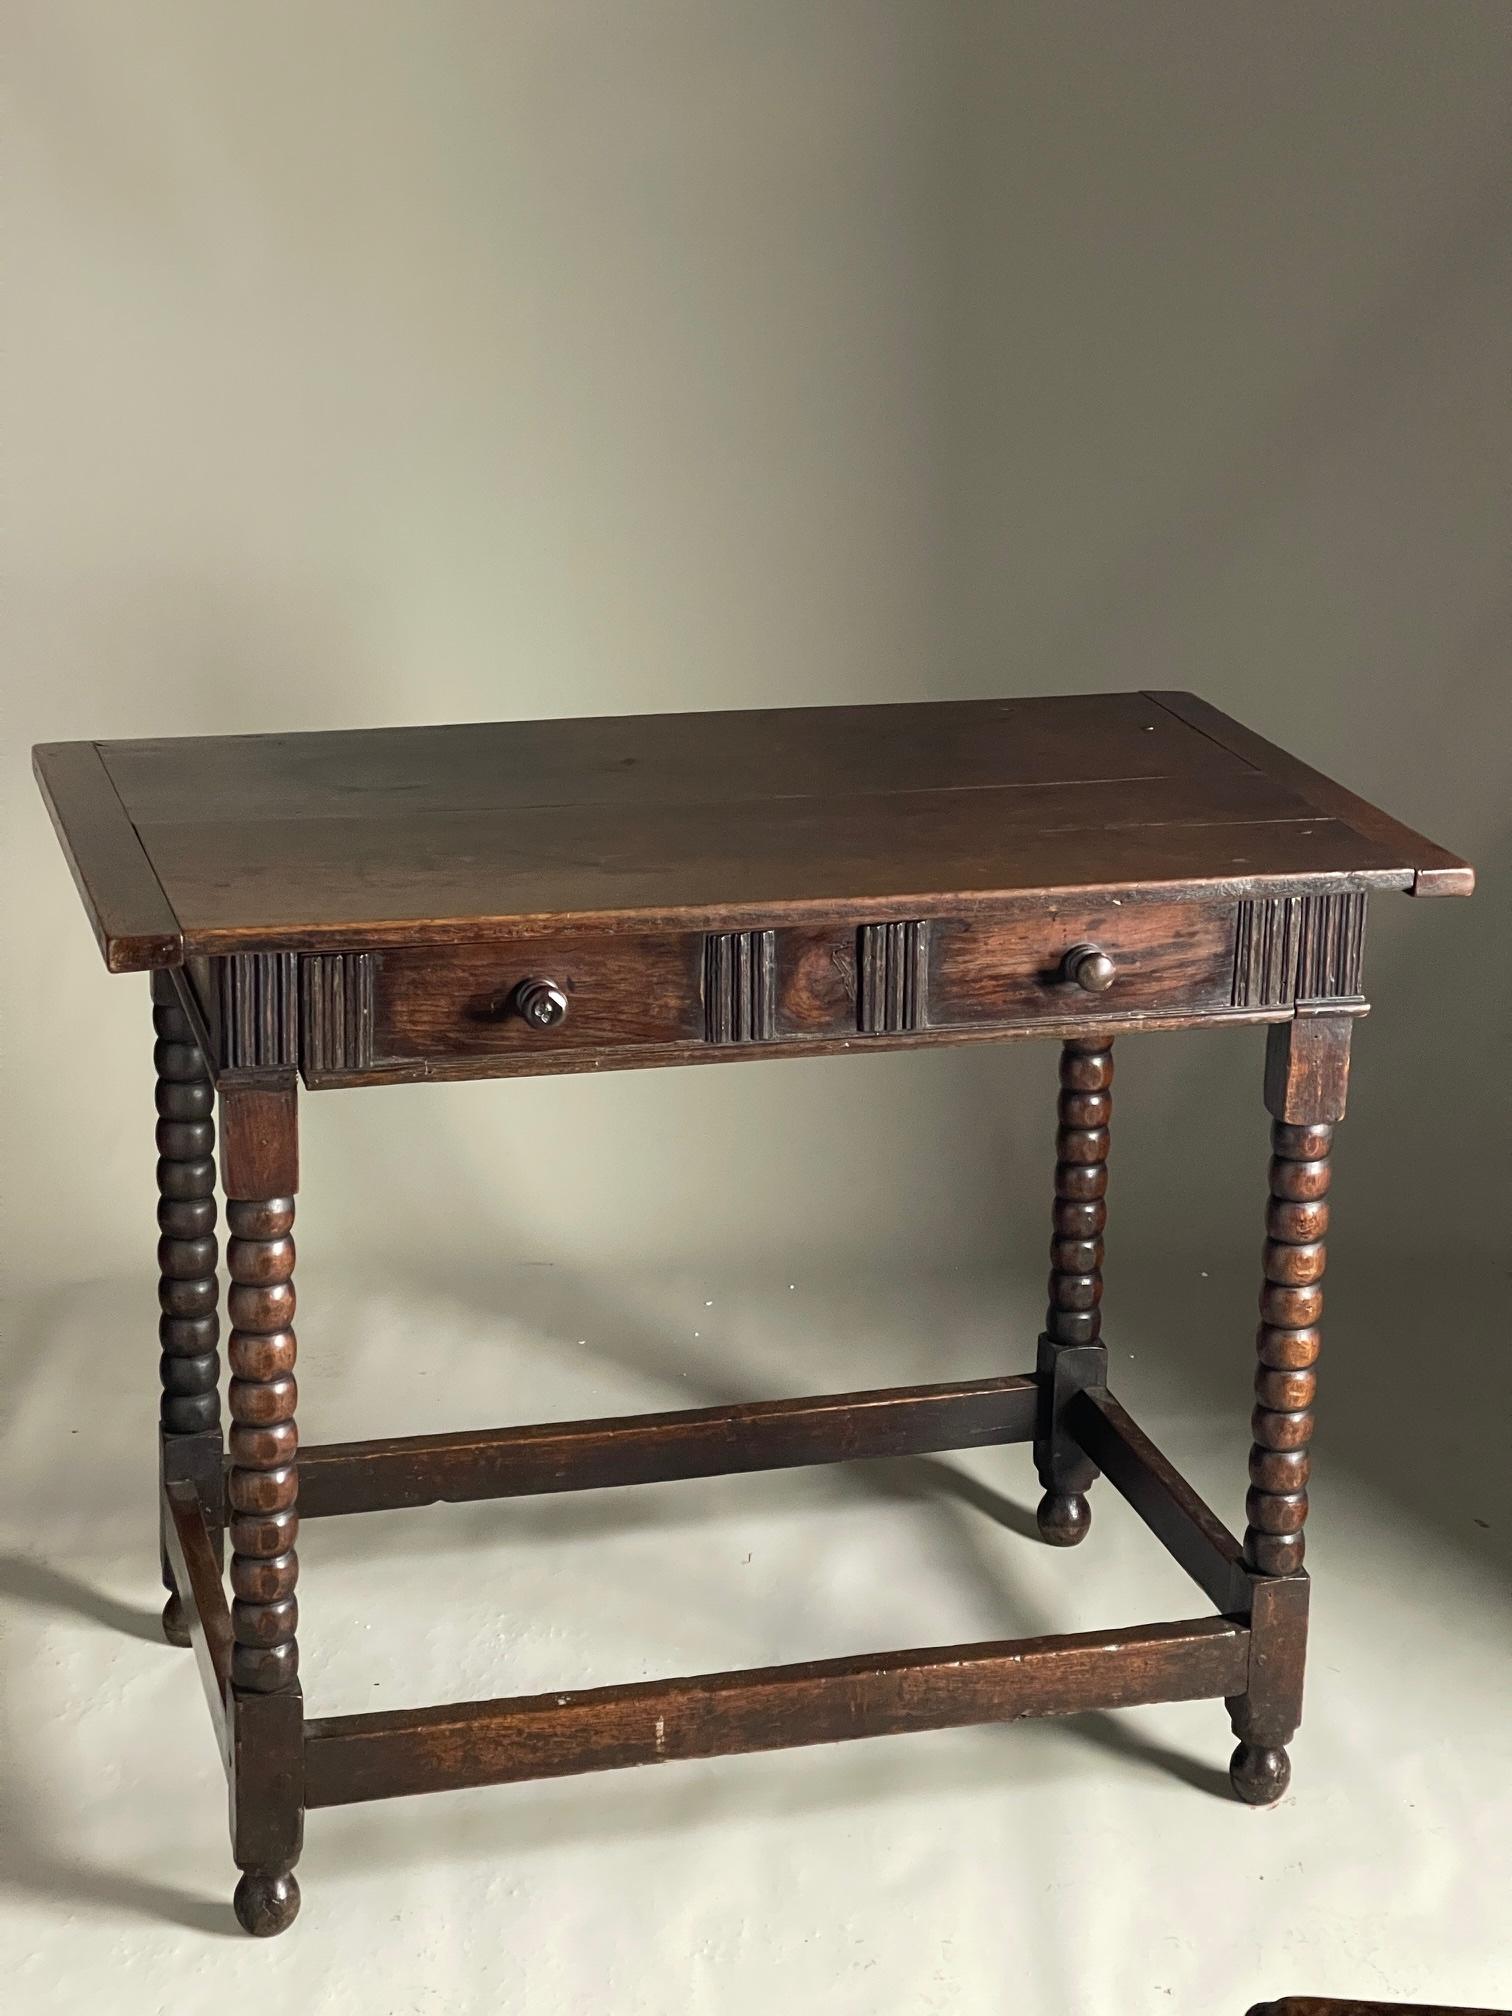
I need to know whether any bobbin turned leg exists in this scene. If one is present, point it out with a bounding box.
[221,1083,304,1936]
[152,973,223,1648]
[1034,1036,1113,1545]
[1228,1015,1351,1805]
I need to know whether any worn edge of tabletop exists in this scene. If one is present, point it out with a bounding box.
[32,741,183,971]
[1143,692,1475,897]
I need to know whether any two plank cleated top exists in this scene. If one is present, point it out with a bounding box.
[35,690,1471,977]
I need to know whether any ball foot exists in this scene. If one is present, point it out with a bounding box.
[1229,1741,1291,1805]
[161,1590,191,1648]
[234,1868,301,1937]
[1035,1490,1091,1547]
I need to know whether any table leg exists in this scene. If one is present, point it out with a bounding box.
[221,1084,304,1936]
[1034,1036,1113,1545]
[1228,1014,1351,1804]
[151,973,223,1647]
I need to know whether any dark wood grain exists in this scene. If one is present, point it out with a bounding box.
[368,904,1250,1075]
[162,1478,232,1749]
[703,928,778,1043]
[32,695,1472,970]
[1228,1570,1310,1804]
[200,900,1365,1090]
[169,961,221,1073]
[300,953,377,1074]
[778,923,863,1033]
[376,931,703,1061]
[1249,2001,1510,2015]
[95,694,1250,822]
[219,1085,299,1197]
[34,693,1472,1929]
[33,741,181,970]
[302,1000,1289,1089]
[1248,1019,1353,1577]
[217,953,299,1071]
[297,1375,1040,1520]
[1069,1388,1249,1614]
[858,919,929,1033]
[1265,1010,1354,1125]
[1225,1017,1352,1804]
[1034,1038,1114,1545]
[931,899,1233,1025]
[1244,1116,1331,1581]
[304,1616,1251,1807]
[1044,1035,1117,1356]
[160,1424,225,1641]
[224,1193,301,1696]
[153,976,222,1438]
[128,803,1409,958]
[221,1079,305,1935]
[1231,891,1368,1007]
[152,972,223,1646]
[1146,691,1474,896]
[229,1688,303,1936]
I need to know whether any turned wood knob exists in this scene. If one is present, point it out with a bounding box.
[515,978,569,1029]
[1064,944,1116,993]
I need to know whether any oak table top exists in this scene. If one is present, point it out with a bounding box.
[33,690,1471,975]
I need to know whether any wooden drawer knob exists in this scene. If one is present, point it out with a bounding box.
[515,978,569,1029]
[1064,944,1116,994]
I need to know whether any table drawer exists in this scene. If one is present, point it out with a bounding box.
[268,889,1361,1081]
[358,899,1237,1073]
[926,899,1237,1027]
[374,933,706,1062]
[771,900,1236,1041]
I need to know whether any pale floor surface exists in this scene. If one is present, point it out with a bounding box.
[2,1258,1508,2016]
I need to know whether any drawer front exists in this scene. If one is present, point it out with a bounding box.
[927,900,1236,1027]
[358,901,1237,1073]
[246,891,1360,1082]
[375,933,705,1061]
[773,901,1237,1039]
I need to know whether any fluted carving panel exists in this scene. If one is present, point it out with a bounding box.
[300,953,376,1073]
[1231,893,1366,1008]
[703,931,776,1044]
[857,920,928,1034]
[218,953,299,1069]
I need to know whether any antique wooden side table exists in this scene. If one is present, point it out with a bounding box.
[34,693,1471,1936]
